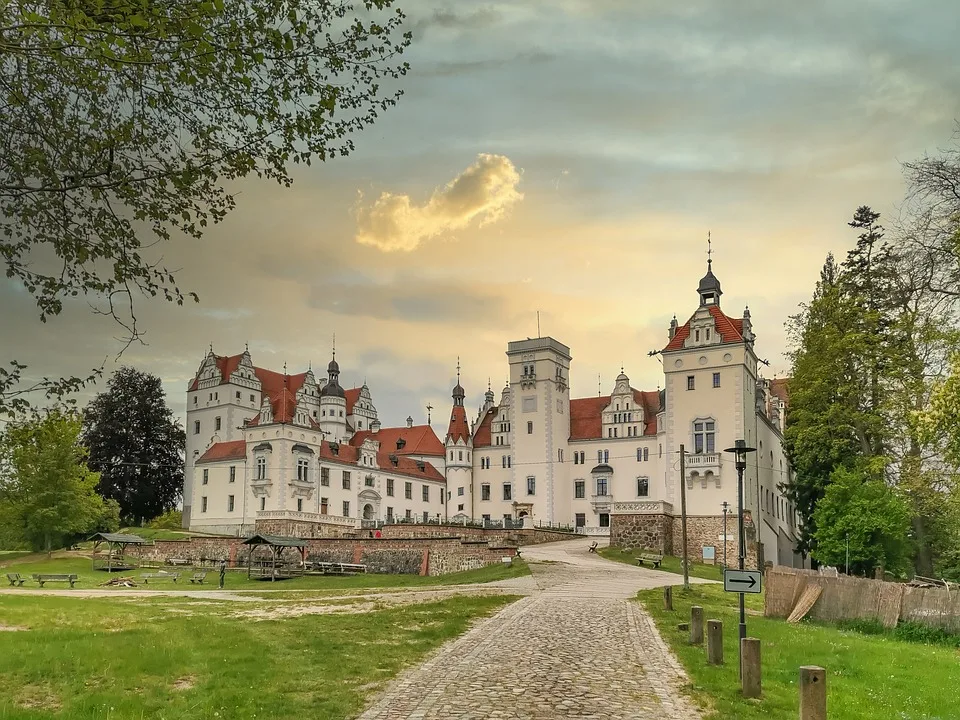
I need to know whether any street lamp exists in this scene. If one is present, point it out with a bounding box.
[724,439,756,666]
[721,501,729,568]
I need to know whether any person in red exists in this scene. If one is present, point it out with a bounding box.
[374,530,382,539]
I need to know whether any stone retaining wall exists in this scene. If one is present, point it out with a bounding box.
[610,512,758,569]
[141,535,517,576]
[377,523,575,546]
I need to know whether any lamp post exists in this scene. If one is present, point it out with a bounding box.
[721,501,729,568]
[724,439,756,669]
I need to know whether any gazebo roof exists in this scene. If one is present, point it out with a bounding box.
[89,532,148,544]
[242,534,306,547]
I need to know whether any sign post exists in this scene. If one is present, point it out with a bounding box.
[723,569,762,594]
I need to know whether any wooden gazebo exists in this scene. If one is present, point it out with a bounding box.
[90,532,148,572]
[242,534,306,581]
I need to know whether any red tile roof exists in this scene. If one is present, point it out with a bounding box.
[663,305,745,352]
[316,440,444,481]
[472,407,497,448]
[349,425,445,457]
[446,406,470,444]
[345,387,362,416]
[196,440,247,464]
[569,389,660,440]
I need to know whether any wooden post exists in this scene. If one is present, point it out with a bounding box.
[690,605,704,645]
[663,586,673,611]
[706,619,723,665]
[679,444,689,590]
[741,638,761,698]
[799,666,826,720]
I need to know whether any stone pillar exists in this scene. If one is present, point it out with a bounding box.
[663,586,673,611]
[689,606,704,645]
[741,638,761,698]
[799,666,826,720]
[706,620,723,665]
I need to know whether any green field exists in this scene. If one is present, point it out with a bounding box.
[640,584,960,719]
[1,553,530,591]
[598,546,724,581]
[0,591,516,719]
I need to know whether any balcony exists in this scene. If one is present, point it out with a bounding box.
[256,510,359,528]
[590,494,613,512]
[612,501,674,515]
[685,452,720,468]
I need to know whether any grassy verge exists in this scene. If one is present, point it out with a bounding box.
[639,584,960,719]
[0,592,516,719]
[1,554,530,591]
[598,546,724,581]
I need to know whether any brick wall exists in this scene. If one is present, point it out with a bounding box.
[255,518,356,538]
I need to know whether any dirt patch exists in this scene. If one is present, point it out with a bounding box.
[17,684,61,711]
[0,624,28,631]
[173,676,196,692]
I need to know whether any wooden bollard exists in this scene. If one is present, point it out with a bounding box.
[799,666,826,720]
[706,619,723,665]
[689,606,704,645]
[677,622,689,632]
[663,586,673,611]
[741,638,761,698]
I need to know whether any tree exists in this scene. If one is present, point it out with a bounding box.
[812,459,912,577]
[82,367,185,524]
[0,1,411,414]
[0,410,119,551]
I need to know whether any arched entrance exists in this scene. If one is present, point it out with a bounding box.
[362,503,374,520]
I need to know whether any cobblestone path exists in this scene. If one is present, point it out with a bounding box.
[358,538,706,719]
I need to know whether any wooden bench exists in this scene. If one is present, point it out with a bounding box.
[327,563,366,575]
[140,572,180,584]
[33,573,78,588]
[188,572,207,584]
[635,554,664,568]
[166,558,192,566]
[588,541,599,553]
[6,573,25,587]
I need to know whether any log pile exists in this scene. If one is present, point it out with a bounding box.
[99,576,138,588]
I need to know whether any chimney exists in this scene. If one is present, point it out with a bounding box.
[406,415,413,428]
[370,418,381,433]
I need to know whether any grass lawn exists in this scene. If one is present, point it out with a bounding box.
[640,584,960,720]
[0,592,516,719]
[598,546,724,581]
[1,553,531,591]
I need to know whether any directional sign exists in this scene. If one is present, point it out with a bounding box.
[724,569,762,594]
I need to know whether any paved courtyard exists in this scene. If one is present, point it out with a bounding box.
[359,538,709,719]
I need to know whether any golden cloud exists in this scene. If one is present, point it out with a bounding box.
[354,153,523,252]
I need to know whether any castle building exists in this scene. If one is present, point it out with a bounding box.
[182,260,802,567]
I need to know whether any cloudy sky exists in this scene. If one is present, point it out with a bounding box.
[4,0,960,434]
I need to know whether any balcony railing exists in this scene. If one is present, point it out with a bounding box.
[685,452,720,467]
[256,510,358,527]
[612,500,674,515]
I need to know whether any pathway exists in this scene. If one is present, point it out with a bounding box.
[358,538,709,719]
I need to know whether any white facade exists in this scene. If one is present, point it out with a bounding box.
[182,263,800,565]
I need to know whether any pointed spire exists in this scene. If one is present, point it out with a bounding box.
[332,332,336,360]
[707,230,712,267]
[456,355,461,384]
[244,341,249,353]
[598,373,601,397]
[283,361,287,375]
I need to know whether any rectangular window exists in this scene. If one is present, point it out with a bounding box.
[201,496,208,513]
[250,394,255,402]
[229,466,236,483]
[342,501,350,517]
[423,511,429,523]
[202,469,208,485]
[637,447,642,462]
[259,496,265,511]
[320,497,328,514]
[482,514,491,522]
[405,482,412,500]
[342,471,351,490]
[296,498,303,512]
[457,504,464,511]
[458,486,464,496]
[637,477,649,497]
[527,421,533,434]
[574,452,579,465]
[236,391,241,400]
[503,483,512,501]
[558,449,564,462]
[644,447,649,461]
[481,484,491,501]
[194,420,200,435]
[365,476,374,487]
[387,478,395,496]
[604,450,609,464]
[575,513,586,528]
[575,480,585,499]
[507,456,512,468]
[599,513,610,528]
[694,421,716,454]
[256,457,266,479]
[386,506,393,521]
[422,485,430,502]
[405,509,412,520]
[193,397,197,405]
[598,450,603,464]
[596,478,608,496]
[458,450,463,461]
[297,458,309,482]
[527,476,536,495]
[687,375,695,391]
[321,467,330,486]
[215,416,222,431]
[713,372,721,388]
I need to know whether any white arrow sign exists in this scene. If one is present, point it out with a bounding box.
[723,569,762,594]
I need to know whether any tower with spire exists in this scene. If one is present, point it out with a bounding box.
[318,337,349,442]
[444,358,473,519]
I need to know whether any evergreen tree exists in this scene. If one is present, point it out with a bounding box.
[82,367,185,524]
[0,411,119,551]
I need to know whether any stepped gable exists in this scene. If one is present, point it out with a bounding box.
[196,440,246,464]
